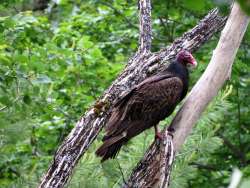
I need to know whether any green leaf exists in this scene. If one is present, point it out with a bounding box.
[77,36,93,49]
[237,0,250,15]
[23,94,31,104]
[0,54,11,65]
[182,0,205,11]
[90,47,103,59]
[0,96,11,106]
[32,75,52,84]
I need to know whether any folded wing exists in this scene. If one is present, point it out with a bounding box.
[96,74,184,161]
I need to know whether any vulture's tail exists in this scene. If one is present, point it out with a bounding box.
[96,134,126,162]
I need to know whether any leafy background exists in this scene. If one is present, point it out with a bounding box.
[0,0,250,187]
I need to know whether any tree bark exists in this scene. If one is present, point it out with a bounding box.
[123,132,174,188]
[38,1,226,187]
[125,3,249,188]
[138,0,152,53]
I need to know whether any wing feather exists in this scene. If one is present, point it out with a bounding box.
[105,73,173,134]
[104,75,184,140]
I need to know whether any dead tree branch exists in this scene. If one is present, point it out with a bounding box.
[138,0,152,53]
[38,1,226,187]
[125,3,249,187]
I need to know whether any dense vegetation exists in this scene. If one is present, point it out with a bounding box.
[0,0,249,187]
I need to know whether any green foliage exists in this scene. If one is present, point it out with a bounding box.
[182,0,206,11]
[237,0,250,15]
[0,0,250,188]
[0,5,124,187]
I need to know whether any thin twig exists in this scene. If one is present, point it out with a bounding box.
[189,162,220,171]
[218,133,246,165]
[115,159,127,186]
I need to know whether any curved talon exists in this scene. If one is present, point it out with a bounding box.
[154,125,163,140]
[155,132,163,140]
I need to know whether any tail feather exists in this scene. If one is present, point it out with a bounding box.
[96,134,126,162]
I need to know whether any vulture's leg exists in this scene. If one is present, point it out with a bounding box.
[154,125,163,140]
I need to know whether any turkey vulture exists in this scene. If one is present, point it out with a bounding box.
[96,50,197,162]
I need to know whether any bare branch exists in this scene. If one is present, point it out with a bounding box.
[138,0,152,53]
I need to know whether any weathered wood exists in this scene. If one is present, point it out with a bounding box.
[138,0,152,53]
[125,3,249,188]
[123,131,174,188]
[38,1,226,187]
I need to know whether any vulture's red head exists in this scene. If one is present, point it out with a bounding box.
[177,50,197,68]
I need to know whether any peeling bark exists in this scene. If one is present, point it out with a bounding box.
[125,3,249,188]
[38,1,226,187]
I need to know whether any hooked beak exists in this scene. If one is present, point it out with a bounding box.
[189,54,198,69]
[187,60,198,70]
[191,60,197,68]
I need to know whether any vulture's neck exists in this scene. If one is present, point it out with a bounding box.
[166,61,189,82]
[165,61,189,100]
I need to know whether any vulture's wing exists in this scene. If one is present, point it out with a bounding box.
[104,74,183,140]
[104,74,173,133]
[112,73,173,107]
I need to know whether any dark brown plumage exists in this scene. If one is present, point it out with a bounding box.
[96,50,197,162]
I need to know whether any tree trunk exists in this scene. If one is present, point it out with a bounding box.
[125,3,249,188]
[38,1,226,187]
